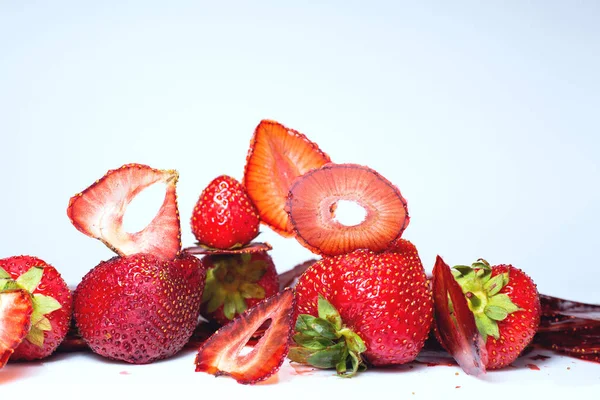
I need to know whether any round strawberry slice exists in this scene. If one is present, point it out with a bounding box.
[244,120,331,237]
[67,163,181,261]
[285,163,409,256]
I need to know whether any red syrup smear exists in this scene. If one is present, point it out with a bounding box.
[532,294,600,363]
[526,363,540,370]
[432,256,487,376]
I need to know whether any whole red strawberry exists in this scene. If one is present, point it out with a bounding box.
[191,175,260,250]
[435,259,541,370]
[291,247,432,376]
[74,252,205,364]
[200,252,279,326]
[0,255,72,361]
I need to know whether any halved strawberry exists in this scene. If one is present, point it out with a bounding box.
[432,256,487,376]
[243,120,331,237]
[0,289,33,368]
[67,163,181,261]
[195,288,296,384]
[285,163,409,256]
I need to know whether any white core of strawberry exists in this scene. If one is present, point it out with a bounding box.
[122,182,168,234]
[332,200,367,227]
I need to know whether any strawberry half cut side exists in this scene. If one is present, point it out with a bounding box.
[0,289,33,368]
[432,256,487,376]
[244,120,331,237]
[67,164,181,261]
[286,163,409,256]
[195,288,296,384]
[184,242,272,256]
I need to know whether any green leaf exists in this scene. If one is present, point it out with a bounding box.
[244,262,267,282]
[452,265,473,277]
[483,274,506,296]
[0,267,10,279]
[309,318,339,340]
[205,288,226,313]
[32,294,62,316]
[239,282,265,299]
[476,267,492,283]
[345,350,364,378]
[223,293,238,320]
[306,342,347,369]
[340,328,367,354]
[288,346,317,364]
[34,316,52,331]
[295,315,320,336]
[240,253,252,265]
[16,266,44,293]
[474,312,499,341]
[25,326,45,347]
[488,293,521,314]
[292,333,335,350]
[484,305,508,321]
[295,314,339,339]
[317,295,342,330]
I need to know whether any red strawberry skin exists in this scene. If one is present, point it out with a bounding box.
[0,256,72,361]
[74,252,205,364]
[295,248,432,366]
[485,265,540,369]
[200,252,279,326]
[191,175,260,249]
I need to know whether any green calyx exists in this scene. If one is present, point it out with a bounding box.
[452,259,521,342]
[0,266,62,347]
[202,254,268,320]
[288,295,367,378]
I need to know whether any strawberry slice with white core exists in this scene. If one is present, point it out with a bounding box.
[286,163,409,256]
[67,164,181,261]
[0,290,33,368]
[195,288,296,384]
[244,120,331,237]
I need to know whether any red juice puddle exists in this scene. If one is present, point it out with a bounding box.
[533,294,600,363]
[290,363,317,376]
[526,363,540,371]
[119,371,130,375]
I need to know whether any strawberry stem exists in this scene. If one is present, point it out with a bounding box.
[288,295,367,377]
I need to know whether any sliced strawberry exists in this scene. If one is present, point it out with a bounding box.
[244,120,331,237]
[67,163,181,261]
[195,288,296,384]
[285,163,409,256]
[185,242,272,256]
[432,256,487,376]
[0,290,33,368]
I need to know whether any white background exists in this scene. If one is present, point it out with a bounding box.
[1,1,599,396]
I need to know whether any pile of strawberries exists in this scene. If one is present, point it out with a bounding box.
[1,120,546,383]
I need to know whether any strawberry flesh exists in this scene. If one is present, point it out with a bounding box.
[286,163,409,256]
[432,256,487,376]
[0,290,33,367]
[244,120,331,237]
[67,163,181,261]
[195,288,296,384]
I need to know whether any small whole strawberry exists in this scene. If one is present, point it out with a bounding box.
[436,259,541,370]
[191,175,260,250]
[0,255,72,361]
[73,252,205,364]
[291,246,433,376]
[200,252,279,326]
